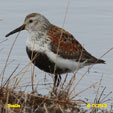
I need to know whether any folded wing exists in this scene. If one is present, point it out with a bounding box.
[48,25,105,64]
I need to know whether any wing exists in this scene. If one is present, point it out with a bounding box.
[47,24,101,63]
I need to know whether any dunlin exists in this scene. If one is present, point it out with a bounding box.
[5,13,105,87]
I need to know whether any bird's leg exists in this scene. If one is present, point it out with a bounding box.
[53,74,62,94]
[54,74,58,88]
[54,74,62,87]
[57,74,61,87]
[52,74,58,93]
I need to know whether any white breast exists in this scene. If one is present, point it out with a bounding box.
[26,32,50,52]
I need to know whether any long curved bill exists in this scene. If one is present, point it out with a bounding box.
[5,24,25,37]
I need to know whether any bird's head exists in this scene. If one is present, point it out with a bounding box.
[5,13,50,37]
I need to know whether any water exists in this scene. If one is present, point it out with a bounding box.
[0,0,113,109]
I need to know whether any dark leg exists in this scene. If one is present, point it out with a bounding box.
[54,74,62,88]
[57,74,61,87]
[54,74,58,88]
[53,74,62,94]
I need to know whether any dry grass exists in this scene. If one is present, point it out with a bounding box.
[0,86,83,113]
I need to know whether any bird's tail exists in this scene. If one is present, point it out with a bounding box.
[96,59,105,64]
[86,58,105,64]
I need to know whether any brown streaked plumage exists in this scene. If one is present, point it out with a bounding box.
[5,13,105,88]
[48,24,104,63]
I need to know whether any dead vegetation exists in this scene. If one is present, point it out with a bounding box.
[0,73,112,113]
[0,86,83,113]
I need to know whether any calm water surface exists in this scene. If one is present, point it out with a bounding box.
[0,0,113,108]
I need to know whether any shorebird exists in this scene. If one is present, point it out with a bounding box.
[5,13,105,87]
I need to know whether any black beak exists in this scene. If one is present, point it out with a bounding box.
[5,24,25,37]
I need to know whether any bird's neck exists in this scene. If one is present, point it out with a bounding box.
[28,30,46,40]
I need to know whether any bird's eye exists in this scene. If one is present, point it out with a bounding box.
[29,20,33,23]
